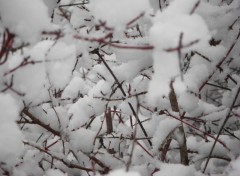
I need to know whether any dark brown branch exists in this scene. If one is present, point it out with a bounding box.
[59,1,89,8]
[194,51,211,62]
[169,82,189,165]
[206,83,231,91]
[160,138,172,162]
[190,0,201,15]
[105,108,113,134]
[22,108,61,137]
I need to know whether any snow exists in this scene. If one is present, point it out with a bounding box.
[0,93,19,122]
[112,38,152,63]
[42,0,58,17]
[118,98,137,116]
[152,115,180,153]
[68,96,96,129]
[70,128,96,153]
[198,140,228,158]
[154,163,195,176]
[201,108,228,122]
[99,169,140,176]
[44,169,65,176]
[0,93,24,164]
[222,83,240,107]
[88,79,111,97]
[0,124,24,163]
[113,58,152,82]
[70,6,92,29]
[178,91,199,112]
[7,42,48,104]
[148,52,180,99]
[228,157,240,176]
[89,0,151,29]
[45,41,76,89]
[184,64,210,92]
[196,1,240,30]
[131,144,148,165]
[62,77,90,99]
[45,106,70,130]
[0,0,52,43]
[148,0,211,102]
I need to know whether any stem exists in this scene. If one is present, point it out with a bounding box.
[169,82,189,165]
[203,84,240,173]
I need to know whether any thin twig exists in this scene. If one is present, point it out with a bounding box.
[22,108,61,137]
[23,141,94,172]
[93,49,152,146]
[203,84,240,173]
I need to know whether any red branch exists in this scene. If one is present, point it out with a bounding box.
[74,34,154,50]
[0,29,15,65]
[164,39,199,52]
[165,111,230,151]
[4,57,42,76]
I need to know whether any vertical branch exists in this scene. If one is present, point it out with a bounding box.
[126,96,140,171]
[160,138,172,162]
[169,82,189,165]
[0,29,15,65]
[105,107,113,134]
[178,33,184,81]
[93,49,152,146]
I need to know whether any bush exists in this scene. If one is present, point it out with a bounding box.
[0,0,240,175]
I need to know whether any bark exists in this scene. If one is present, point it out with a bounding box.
[169,82,189,165]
